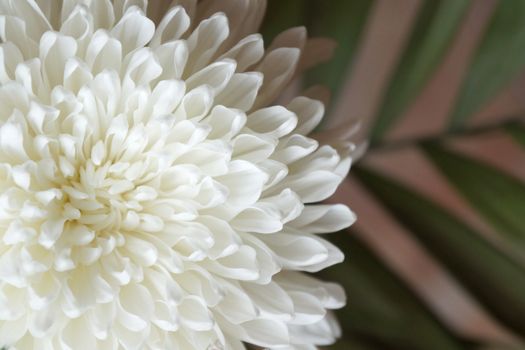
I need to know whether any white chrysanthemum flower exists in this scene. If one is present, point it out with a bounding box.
[0,1,357,349]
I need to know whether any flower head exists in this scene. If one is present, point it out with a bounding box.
[0,1,356,349]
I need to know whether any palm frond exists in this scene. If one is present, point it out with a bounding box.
[261,0,525,348]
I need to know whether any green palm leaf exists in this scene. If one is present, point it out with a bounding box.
[372,0,469,141]
[261,0,525,348]
[450,0,525,129]
[355,166,525,335]
[323,233,470,350]
[424,143,525,248]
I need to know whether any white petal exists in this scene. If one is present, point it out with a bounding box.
[288,291,327,325]
[89,0,115,29]
[0,15,38,57]
[60,4,93,42]
[215,281,257,324]
[0,314,27,344]
[241,234,281,284]
[186,59,236,95]
[39,218,66,249]
[10,0,51,40]
[151,5,190,46]
[27,272,60,311]
[112,0,147,21]
[232,206,283,234]
[151,300,179,331]
[239,319,289,348]
[275,170,343,203]
[4,220,36,245]
[176,269,223,306]
[0,42,23,83]
[287,96,324,135]
[261,233,331,269]
[289,204,356,233]
[276,272,346,310]
[60,316,97,350]
[149,79,185,117]
[63,58,93,94]
[289,313,341,346]
[123,235,158,266]
[205,105,246,140]
[184,13,229,75]
[258,159,288,189]
[199,216,240,259]
[28,303,59,337]
[85,29,122,74]
[62,268,96,318]
[218,33,264,71]
[155,39,188,80]
[232,134,275,163]
[86,302,117,340]
[39,31,77,87]
[111,6,154,54]
[197,0,266,45]
[247,106,297,139]
[203,245,259,281]
[215,160,268,214]
[242,282,293,321]
[122,47,162,86]
[117,283,153,331]
[254,47,301,109]
[173,84,213,121]
[272,134,318,165]
[215,72,263,111]
[178,296,214,331]
[0,121,29,161]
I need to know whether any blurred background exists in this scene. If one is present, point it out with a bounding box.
[261,0,525,349]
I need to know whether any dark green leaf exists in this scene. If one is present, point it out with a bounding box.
[304,0,373,98]
[323,233,468,350]
[372,0,469,142]
[260,0,306,43]
[328,337,382,350]
[424,143,525,249]
[450,0,525,129]
[506,123,525,148]
[479,346,525,350]
[355,166,525,334]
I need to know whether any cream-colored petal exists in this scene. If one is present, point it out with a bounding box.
[150,5,190,46]
[287,96,324,135]
[218,33,264,72]
[111,5,154,54]
[184,13,229,75]
[254,47,301,109]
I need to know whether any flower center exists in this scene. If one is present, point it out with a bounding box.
[59,154,163,237]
